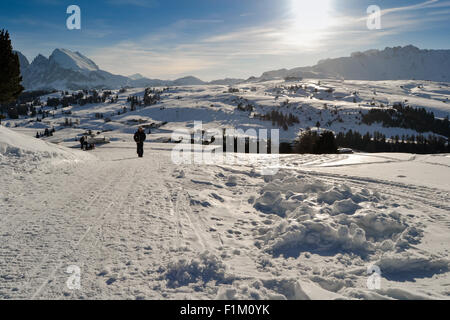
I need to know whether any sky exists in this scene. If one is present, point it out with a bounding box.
[1,0,450,80]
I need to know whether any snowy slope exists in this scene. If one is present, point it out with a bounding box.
[0,126,92,163]
[49,49,99,73]
[5,79,450,145]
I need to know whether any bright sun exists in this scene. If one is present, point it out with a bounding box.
[290,0,333,31]
[282,0,334,48]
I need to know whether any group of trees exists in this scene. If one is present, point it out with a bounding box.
[203,129,337,155]
[127,87,166,111]
[47,90,116,108]
[178,130,277,154]
[127,96,140,111]
[336,130,449,154]
[255,110,300,131]
[3,88,119,121]
[362,103,450,138]
[143,87,164,106]
[293,130,338,154]
[63,118,77,127]
[285,129,449,155]
[35,127,55,139]
[176,127,448,155]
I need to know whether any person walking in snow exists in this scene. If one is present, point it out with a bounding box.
[80,136,85,150]
[134,127,146,158]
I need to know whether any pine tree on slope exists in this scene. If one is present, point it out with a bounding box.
[0,29,24,114]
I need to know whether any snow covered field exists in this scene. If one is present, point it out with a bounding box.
[3,79,450,144]
[0,126,449,300]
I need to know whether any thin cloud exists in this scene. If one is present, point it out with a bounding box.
[89,0,450,80]
[356,0,450,21]
[106,0,159,8]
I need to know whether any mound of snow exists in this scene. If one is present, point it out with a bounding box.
[264,219,372,258]
[351,210,407,240]
[376,253,449,281]
[254,170,423,258]
[254,191,302,217]
[0,126,92,162]
[215,278,345,300]
[331,199,361,215]
[160,252,231,288]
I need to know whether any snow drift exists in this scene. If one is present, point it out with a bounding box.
[0,126,92,162]
[253,170,423,258]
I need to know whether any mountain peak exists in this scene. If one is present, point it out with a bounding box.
[13,50,30,70]
[173,76,205,85]
[31,54,49,65]
[129,73,145,80]
[49,48,99,72]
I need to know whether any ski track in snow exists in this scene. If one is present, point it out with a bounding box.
[1,78,450,300]
[1,138,449,299]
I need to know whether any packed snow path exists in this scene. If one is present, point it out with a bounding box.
[1,143,199,299]
[0,141,449,300]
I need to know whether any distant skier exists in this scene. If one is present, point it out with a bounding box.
[134,127,146,158]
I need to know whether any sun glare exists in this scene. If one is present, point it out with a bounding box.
[290,0,333,30]
[282,0,334,48]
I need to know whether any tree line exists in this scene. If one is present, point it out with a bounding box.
[362,103,450,138]
[336,130,449,154]
[254,110,300,131]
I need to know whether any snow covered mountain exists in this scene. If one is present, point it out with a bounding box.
[16,45,450,91]
[16,49,211,91]
[128,73,145,81]
[49,49,99,73]
[253,45,450,82]
[18,49,130,91]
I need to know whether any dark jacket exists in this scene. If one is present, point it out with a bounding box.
[134,131,146,144]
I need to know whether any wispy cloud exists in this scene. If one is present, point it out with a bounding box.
[347,0,450,42]
[105,0,159,8]
[90,0,450,80]
[2,16,64,30]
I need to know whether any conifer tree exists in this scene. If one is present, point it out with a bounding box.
[0,30,24,108]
